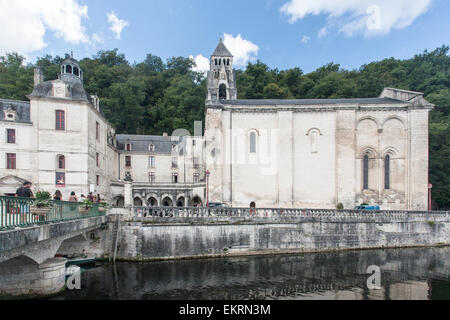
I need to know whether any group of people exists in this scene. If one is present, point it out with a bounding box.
[15,181,102,203]
[64,191,103,203]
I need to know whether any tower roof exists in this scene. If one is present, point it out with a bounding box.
[212,39,233,57]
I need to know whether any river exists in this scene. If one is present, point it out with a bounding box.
[51,247,449,300]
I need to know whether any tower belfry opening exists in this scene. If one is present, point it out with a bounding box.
[206,39,237,102]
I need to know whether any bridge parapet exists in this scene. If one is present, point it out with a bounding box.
[0,196,106,230]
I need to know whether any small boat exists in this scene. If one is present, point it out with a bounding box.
[66,256,96,266]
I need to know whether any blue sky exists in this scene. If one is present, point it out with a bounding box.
[1,0,449,73]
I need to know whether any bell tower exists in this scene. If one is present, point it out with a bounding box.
[206,39,237,103]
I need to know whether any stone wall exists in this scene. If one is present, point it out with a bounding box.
[0,256,66,297]
[116,213,449,261]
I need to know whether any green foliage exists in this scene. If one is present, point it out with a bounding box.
[0,45,449,209]
[81,199,93,208]
[34,191,52,208]
[337,203,344,210]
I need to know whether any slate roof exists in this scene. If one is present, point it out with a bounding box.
[212,39,233,57]
[116,134,184,153]
[0,99,31,123]
[29,80,92,102]
[220,97,406,106]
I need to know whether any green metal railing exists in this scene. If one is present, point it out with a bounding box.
[0,196,106,230]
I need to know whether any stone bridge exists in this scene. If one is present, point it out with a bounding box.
[0,196,109,297]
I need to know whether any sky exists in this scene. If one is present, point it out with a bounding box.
[0,0,449,73]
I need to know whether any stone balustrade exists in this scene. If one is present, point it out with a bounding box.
[133,206,449,223]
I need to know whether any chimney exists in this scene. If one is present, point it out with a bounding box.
[34,66,44,87]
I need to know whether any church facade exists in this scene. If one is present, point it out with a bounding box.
[204,40,434,210]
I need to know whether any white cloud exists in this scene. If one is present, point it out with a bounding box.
[318,27,328,38]
[189,54,210,74]
[92,33,104,44]
[280,0,433,37]
[0,0,89,56]
[107,11,129,40]
[223,33,259,67]
[301,35,310,43]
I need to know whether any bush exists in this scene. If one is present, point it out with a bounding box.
[34,191,52,208]
[81,199,93,208]
[337,203,344,210]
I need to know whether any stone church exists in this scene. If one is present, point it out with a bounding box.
[204,40,434,210]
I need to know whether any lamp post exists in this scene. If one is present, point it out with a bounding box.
[428,183,433,211]
[205,170,210,207]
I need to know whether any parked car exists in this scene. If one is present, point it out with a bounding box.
[354,205,380,210]
[207,202,229,208]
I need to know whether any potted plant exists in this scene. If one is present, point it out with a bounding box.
[30,191,52,216]
[79,199,93,214]
[98,200,108,212]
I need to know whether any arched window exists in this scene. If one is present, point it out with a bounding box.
[227,59,230,66]
[215,59,217,66]
[219,84,227,99]
[73,67,79,76]
[249,131,256,153]
[66,65,72,74]
[219,59,221,65]
[58,155,65,169]
[363,154,369,190]
[385,155,391,189]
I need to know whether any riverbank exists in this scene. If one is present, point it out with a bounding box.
[112,212,449,261]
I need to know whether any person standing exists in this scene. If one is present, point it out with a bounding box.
[68,192,78,202]
[87,192,94,202]
[15,181,34,198]
[14,181,33,222]
[53,190,63,219]
[53,190,62,201]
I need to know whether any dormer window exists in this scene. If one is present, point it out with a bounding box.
[126,143,131,151]
[149,143,155,152]
[4,109,16,121]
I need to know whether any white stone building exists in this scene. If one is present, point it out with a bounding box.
[0,57,206,206]
[204,41,434,210]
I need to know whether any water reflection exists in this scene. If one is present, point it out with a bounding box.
[53,247,449,300]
